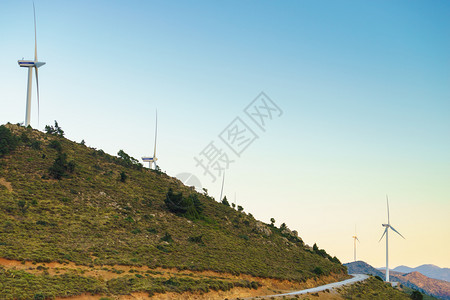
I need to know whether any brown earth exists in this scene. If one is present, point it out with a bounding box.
[0,257,350,299]
[0,177,13,192]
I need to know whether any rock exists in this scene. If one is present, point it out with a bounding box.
[254,221,272,236]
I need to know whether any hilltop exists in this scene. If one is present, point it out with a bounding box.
[0,123,348,299]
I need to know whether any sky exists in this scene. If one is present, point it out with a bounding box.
[1,0,449,269]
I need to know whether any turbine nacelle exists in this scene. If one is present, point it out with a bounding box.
[18,60,46,68]
[142,157,157,163]
[382,224,389,227]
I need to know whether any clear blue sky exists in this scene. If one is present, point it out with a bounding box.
[1,0,449,268]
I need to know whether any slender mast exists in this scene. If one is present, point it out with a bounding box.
[386,229,389,282]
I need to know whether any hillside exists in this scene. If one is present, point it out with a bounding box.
[344,261,384,279]
[0,123,348,299]
[394,265,450,282]
[401,272,450,300]
[346,261,448,300]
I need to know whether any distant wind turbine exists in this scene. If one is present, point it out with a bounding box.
[142,110,158,169]
[219,172,225,202]
[18,3,46,127]
[352,226,360,262]
[379,195,405,282]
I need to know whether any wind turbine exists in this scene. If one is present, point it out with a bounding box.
[379,195,405,282]
[352,226,360,262]
[219,172,225,202]
[142,111,158,169]
[18,3,45,127]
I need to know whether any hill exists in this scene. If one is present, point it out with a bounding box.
[0,123,348,299]
[401,272,450,300]
[394,264,450,282]
[346,261,448,300]
[343,261,384,279]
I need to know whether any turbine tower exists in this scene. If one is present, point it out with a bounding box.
[18,3,45,127]
[352,226,360,262]
[379,195,405,282]
[142,110,158,169]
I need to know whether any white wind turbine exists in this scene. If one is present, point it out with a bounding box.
[219,172,225,202]
[142,111,158,169]
[352,226,360,262]
[18,3,45,127]
[379,196,405,282]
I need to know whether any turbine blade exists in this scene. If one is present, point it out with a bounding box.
[356,237,360,243]
[390,225,405,239]
[379,228,387,242]
[35,67,40,128]
[386,195,390,225]
[33,2,37,61]
[153,110,157,158]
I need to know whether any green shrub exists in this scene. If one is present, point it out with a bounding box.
[221,196,230,206]
[0,125,18,157]
[188,235,204,245]
[45,120,64,136]
[313,266,324,275]
[119,171,127,183]
[49,140,62,152]
[160,233,173,243]
[164,188,203,220]
[31,140,41,150]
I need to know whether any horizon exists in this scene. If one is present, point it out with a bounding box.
[1,0,449,269]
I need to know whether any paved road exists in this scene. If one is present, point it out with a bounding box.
[245,273,369,299]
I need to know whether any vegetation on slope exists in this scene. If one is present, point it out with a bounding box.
[337,276,413,299]
[0,123,347,297]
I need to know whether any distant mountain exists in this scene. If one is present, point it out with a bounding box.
[394,265,450,282]
[401,271,450,300]
[347,261,450,300]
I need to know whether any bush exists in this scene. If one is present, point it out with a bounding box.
[165,189,204,220]
[49,140,62,152]
[49,153,68,179]
[117,150,142,170]
[0,125,18,157]
[48,151,76,179]
[221,196,230,206]
[31,140,41,150]
[188,235,204,245]
[119,171,127,183]
[313,266,324,275]
[45,120,64,136]
[411,291,423,300]
[160,233,173,243]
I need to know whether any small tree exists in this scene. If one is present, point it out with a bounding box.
[270,218,275,226]
[231,203,236,209]
[49,153,68,180]
[49,140,62,153]
[237,205,244,212]
[119,171,128,183]
[221,196,230,206]
[410,291,423,300]
[280,222,287,230]
[0,125,18,157]
[313,243,319,252]
[45,120,64,137]
[48,153,75,179]
[18,199,29,213]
